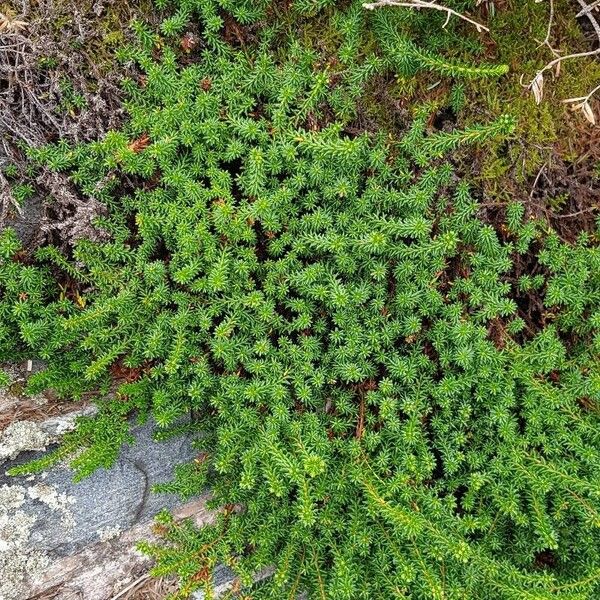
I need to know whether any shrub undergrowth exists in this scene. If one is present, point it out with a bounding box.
[1,1,600,598]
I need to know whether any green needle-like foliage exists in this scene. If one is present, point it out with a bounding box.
[1,1,600,599]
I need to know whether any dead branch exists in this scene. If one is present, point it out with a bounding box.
[362,0,489,33]
[0,0,142,237]
[562,82,600,124]
[576,0,600,17]
[525,0,600,120]
[575,0,600,39]
[536,0,562,65]
[532,48,600,86]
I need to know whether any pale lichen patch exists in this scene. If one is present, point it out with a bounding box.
[0,420,51,463]
[0,481,75,599]
[0,407,97,468]
[0,485,50,600]
[97,525,122,542]
[28,483,76,529]
[0,483,26,511]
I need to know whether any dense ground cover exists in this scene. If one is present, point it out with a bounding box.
[1,1,599,598]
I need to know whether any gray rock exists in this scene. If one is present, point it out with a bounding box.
[7,420,196,556]
[0,408,96,464]
[0,418,202,599]
[2,194,44,250]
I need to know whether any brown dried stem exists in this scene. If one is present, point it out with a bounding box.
[525,0,600,119]
[362,0,489,33]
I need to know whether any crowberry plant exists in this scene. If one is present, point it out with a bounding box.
[1,2,599,599]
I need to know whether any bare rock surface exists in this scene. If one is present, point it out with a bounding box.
[24,495,222,600]
[0,364,244,599]
[0,417,222,600]
[2,194,44,249]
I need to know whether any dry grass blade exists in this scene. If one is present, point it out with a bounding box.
[0,12,28,33]
[562,83,600,125]
[531,72,545,104]
[580,100,596,124]
[110,574,151,600]
[119,575,180,599]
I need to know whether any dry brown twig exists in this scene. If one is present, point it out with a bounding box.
[562,83,600,124]
[362,0,490,33]
[525,0,600,124]
[0,0,145,240]
[576,0,600,18]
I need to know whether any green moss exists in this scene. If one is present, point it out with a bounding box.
[458,0,600,194]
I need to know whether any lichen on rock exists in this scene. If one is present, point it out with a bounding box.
[0,421,51,463]
[0,484,50,600]
[97,525,122,542]
[28,483,76,529]
[0,405,97,467]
